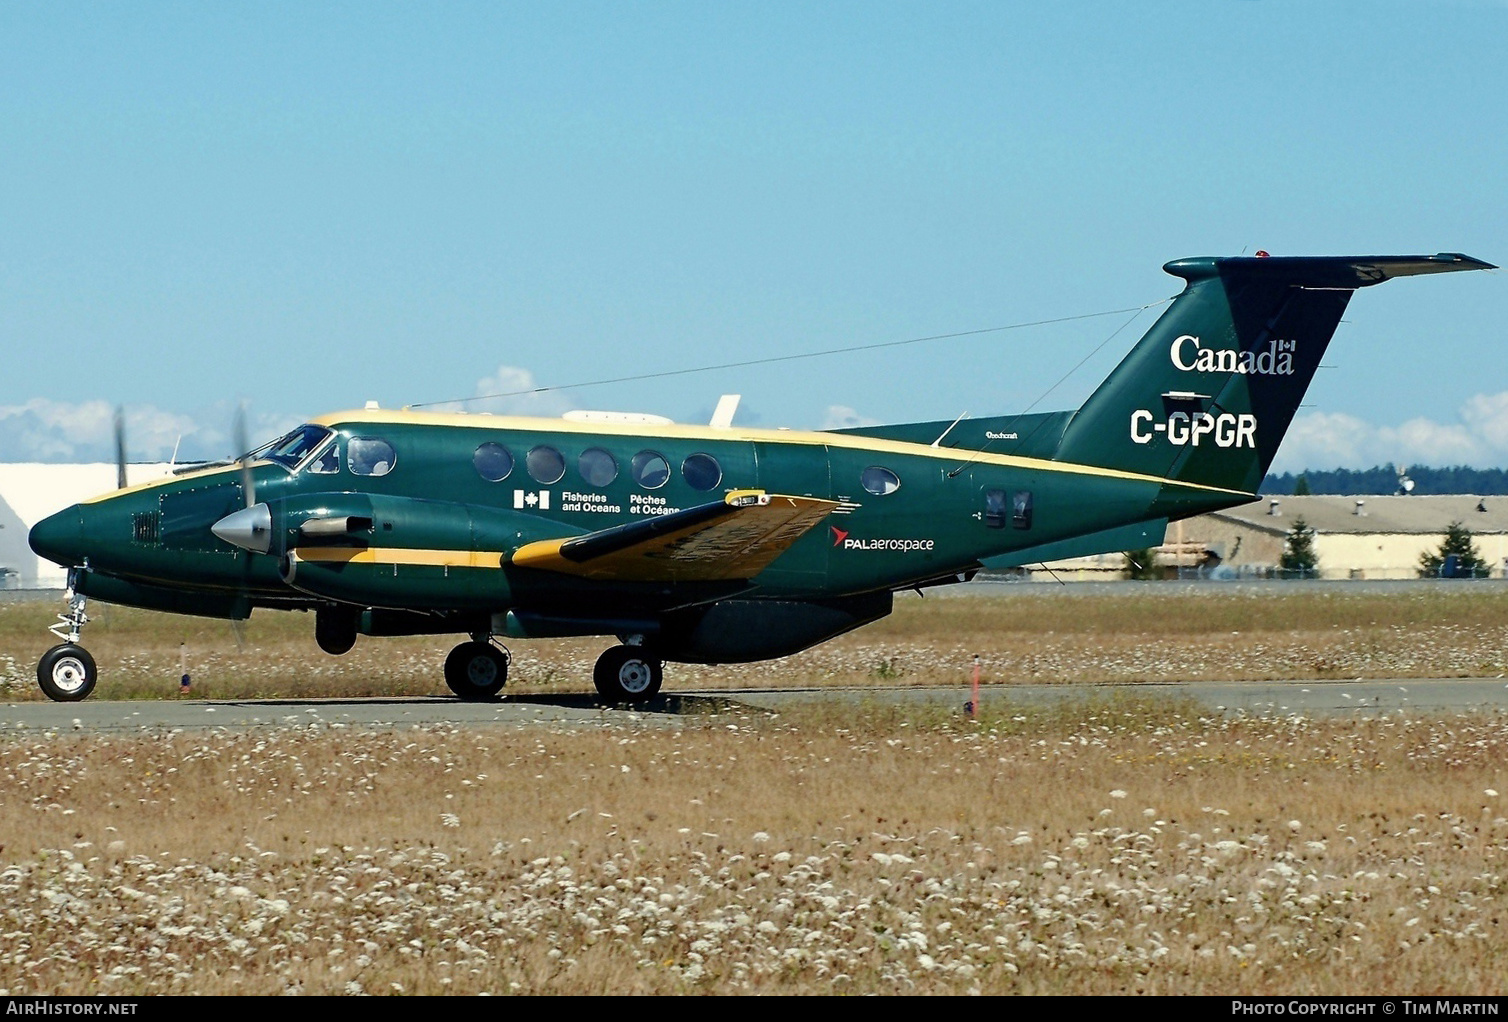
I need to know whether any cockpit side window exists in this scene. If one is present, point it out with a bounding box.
[259,424,334,469]
[349,437,396,477]
[307,440,341,475]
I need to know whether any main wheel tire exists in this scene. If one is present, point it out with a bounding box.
[592,646,663,703]
[38,643,98,703]
[315,607,358,656]
[444,641,508,701]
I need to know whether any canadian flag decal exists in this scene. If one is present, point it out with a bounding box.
[514,490,550,510]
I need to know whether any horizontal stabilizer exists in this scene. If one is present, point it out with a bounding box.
[1164,253,1495,289]
[510,489,839,582]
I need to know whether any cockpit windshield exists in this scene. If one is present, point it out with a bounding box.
[248,424,334,469]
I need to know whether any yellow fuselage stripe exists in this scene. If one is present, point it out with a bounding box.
[292,548,507,569]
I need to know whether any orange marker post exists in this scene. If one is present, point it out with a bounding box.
[969,654,981,718]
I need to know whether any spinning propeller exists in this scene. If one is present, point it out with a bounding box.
[113,406,128,490]
[233,403,256,508]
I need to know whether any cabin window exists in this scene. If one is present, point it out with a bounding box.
[631,450,670,489]
[578,447,618,487]
[348,437,396,477]
[1012,490,1033,530]
[527,445,566,485]
[474,442,514,482]
[984,489,1008,529]
[681,453,722,491]
[860,466,901,496]
[308,441,340,475]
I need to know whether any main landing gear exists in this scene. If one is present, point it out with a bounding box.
[593,644,663,704]
[444,637,511,701]
[315,606,358,656]
[38,584,97,703]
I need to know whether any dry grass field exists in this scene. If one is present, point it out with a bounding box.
[4,582,1508,700]
[2,583,1507,995]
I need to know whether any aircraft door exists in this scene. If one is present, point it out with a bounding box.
[753,441,830,586]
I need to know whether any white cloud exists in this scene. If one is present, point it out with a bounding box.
[1271,390,1508,473]
[0,399,302,464]
[821,404,881,430]
[432,364,576,419]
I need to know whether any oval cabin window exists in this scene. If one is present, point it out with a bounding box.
[527,446,566,485]
[681,453,722,491]
[860,466,901,496]
[474,443,514,482]
[578,447,618,487]
[631,451,671,489]
[349,437,396,477]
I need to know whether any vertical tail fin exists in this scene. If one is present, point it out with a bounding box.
[1052,253,1494,494]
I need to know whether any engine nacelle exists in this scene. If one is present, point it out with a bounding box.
[257,492,579,611]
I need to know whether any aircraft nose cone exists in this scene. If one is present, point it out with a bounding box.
[29,505,85,567]
[212,503,273,554]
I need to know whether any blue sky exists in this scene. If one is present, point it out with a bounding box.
[2,1,1505,472]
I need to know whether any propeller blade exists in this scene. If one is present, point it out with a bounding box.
[114,406,128,490]
[234,403,255,509]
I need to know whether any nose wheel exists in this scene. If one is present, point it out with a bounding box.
[593,645,663,704]
[443,639,510,701]
[38,643,98,702]
[38,579,98,702]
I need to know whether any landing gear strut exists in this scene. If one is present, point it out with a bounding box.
[38,578,98,702]
[593,644,663,704]
[444,637,510,701]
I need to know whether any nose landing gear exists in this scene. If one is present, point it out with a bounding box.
[38,581,97,702]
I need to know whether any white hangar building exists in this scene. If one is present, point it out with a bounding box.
[0,464,173,589]
[1175,494,1508,580]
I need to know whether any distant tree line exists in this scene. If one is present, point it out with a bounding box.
[1261,464,1508,496]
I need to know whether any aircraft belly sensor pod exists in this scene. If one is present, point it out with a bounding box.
[29,253,1496,702]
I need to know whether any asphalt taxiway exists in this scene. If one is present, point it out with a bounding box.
[4,676,1508,733]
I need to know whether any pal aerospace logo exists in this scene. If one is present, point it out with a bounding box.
[831,526,934,552]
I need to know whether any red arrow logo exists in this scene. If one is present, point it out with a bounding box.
[830,526,849,546]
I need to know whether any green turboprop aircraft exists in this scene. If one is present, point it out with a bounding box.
[29,252,1495,704]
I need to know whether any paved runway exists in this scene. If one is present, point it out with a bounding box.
[4,675,1508,733]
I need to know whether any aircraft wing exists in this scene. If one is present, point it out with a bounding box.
[509,489,839,582]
